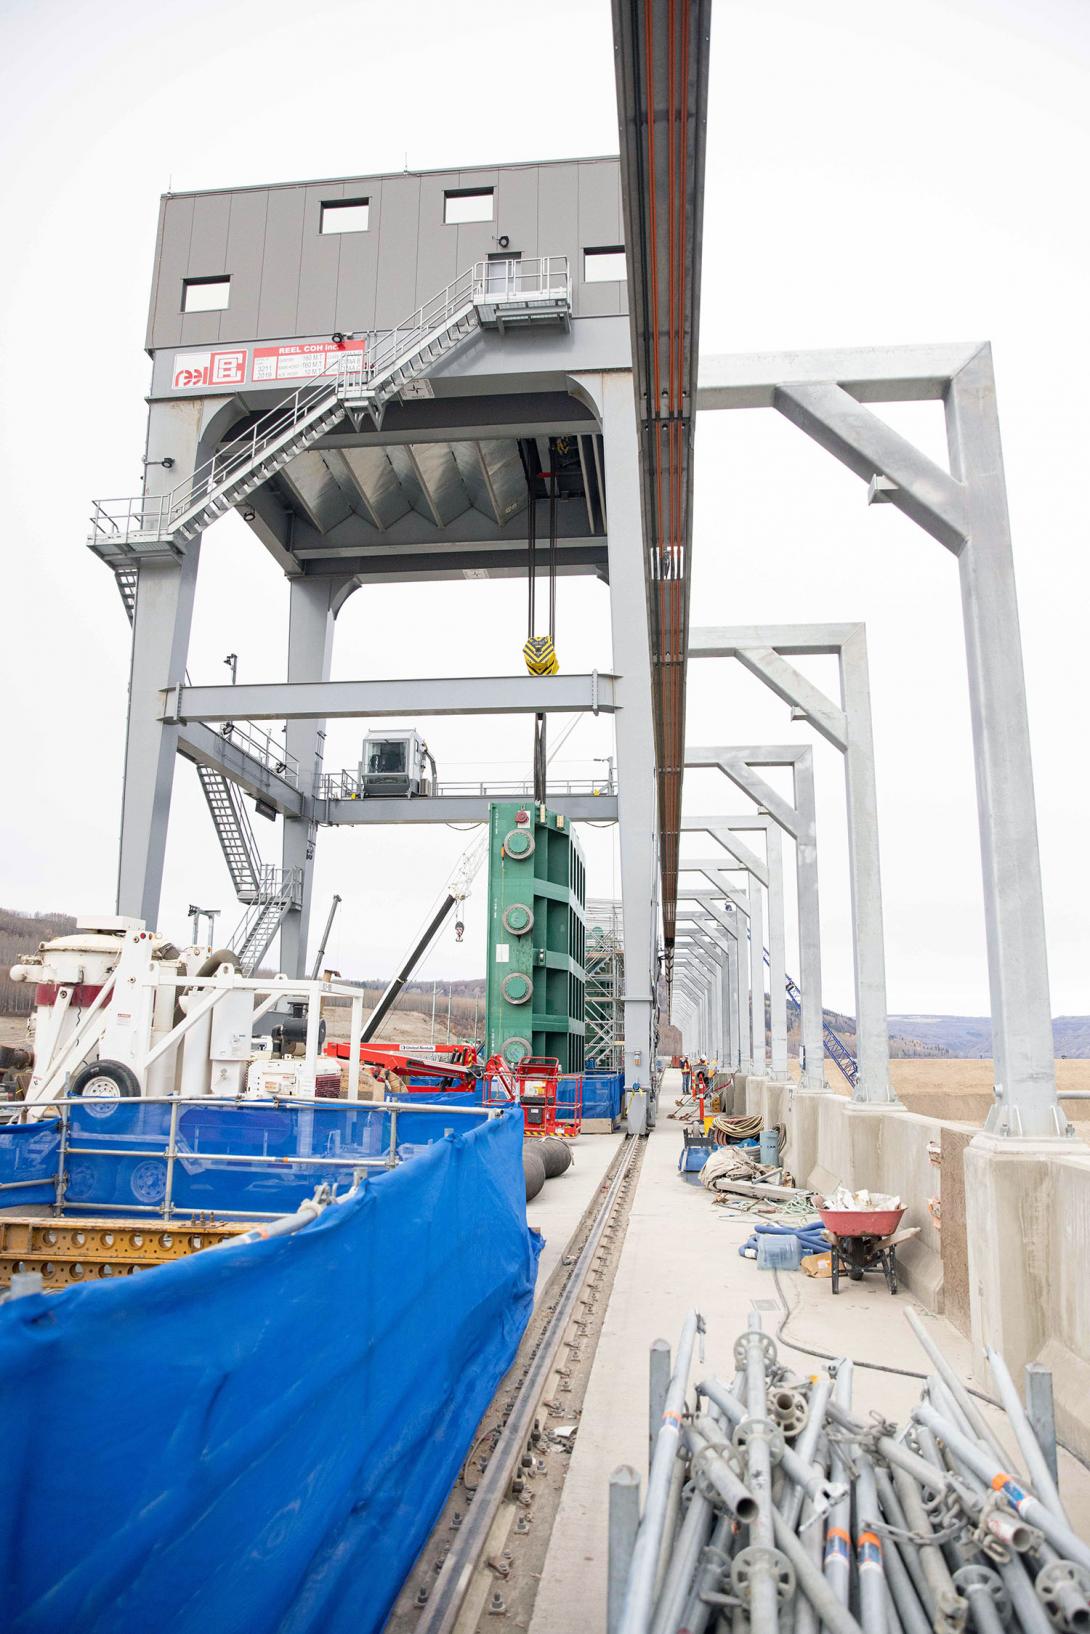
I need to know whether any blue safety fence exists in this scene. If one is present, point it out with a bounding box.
[0,1105,540,1634]
[0,1120,61,1208]
[0,1096,496,1220]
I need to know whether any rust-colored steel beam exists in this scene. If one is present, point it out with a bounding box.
[613,0,712,951]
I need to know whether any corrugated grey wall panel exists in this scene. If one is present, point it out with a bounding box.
[257,186,306,338]
[536,162,580,311]
[222,189,269,342]
[415,173,461,319]
[145,200,171,352]
[295,183,342,338]
[334,179,380,333]
[150,194,193,350]
[494,166,541,262]
[146,159,624,353]
[371,176,420,331]
[578,163,626,318]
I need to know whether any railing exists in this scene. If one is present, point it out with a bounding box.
[0,1094,502,1223]
[217,719,299,786]
[88,353,355,546]
[89,256,571,549]
[315,770,615,802]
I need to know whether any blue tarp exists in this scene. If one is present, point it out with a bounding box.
[572,1072,624,1121]
[0,1106,540,1634]
[0,1121,60,1208]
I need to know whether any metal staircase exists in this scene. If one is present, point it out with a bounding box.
[114,566,138,621]
[761,946,859,1088]
[89,256,571,562]
[111,548,301,973]
[195,764,262,900]
[229,867,303,975]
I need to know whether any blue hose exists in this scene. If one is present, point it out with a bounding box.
[737,1221,828,1260]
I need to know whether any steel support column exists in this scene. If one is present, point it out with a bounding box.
[690,624,893,1101]
[697,341,1065,1136]
[683,816,788,1079]
[945,349,1060,1136]
[686,750,826,1088]
[117,551,201,922]
[280,578,337,976]
[597,370,661,1092]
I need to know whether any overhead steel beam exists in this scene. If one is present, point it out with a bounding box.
[696,343,982,409]
[163,673,617,724]
[612,0,713,949]
[317,795,618,826]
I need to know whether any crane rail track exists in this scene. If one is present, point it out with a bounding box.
[388,1132,645,1634]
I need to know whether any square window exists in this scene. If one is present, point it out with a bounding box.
[182,276,230,313]
[321,198,370,234]
[584,246,627,283]
[444,187,494,225]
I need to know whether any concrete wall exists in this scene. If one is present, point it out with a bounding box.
[745,1079,945,1307]
[147,157,625,351]
[747,1078,1090,1461]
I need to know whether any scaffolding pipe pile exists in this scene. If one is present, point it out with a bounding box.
[609,1311,1090,1634]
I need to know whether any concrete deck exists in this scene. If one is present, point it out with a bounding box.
[527,1130,626,1296]
[530,1073,1090,1634]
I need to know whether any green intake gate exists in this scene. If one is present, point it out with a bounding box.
[484,801,586,1072]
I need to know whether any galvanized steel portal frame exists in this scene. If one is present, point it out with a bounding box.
[695,343,1066,1139]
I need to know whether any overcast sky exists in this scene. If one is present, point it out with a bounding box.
[0,0,1086,1017]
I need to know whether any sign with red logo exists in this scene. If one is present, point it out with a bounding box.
[251,339,365,382]
[171,348,248,391]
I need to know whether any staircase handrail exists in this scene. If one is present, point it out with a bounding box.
[89,256,571,547]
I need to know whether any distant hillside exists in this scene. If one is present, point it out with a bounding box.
[890,1015,1090,1059]
[0,908,78,1015]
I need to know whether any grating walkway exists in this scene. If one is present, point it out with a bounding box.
[529,1071,1090,1634]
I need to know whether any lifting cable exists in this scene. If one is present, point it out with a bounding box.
[522,439,559,678]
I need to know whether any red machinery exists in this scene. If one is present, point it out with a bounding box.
[325,1040,477,1091]
[483,1054,582,1137]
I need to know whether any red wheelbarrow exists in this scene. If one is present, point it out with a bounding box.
[818,1205,909,1295]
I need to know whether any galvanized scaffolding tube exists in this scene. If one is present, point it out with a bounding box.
[769,1508,866,1634]
[823,1362,854,1620]
[912,1404,1090,1576]
[739,1315,785,1634]
[678,1511,734,1634]
[985,1347,1069,1526]
[610,1315,1090,1634]
[904,1309,1007,1465]
[858,1453,930,1634]
[618,1310,704,1634]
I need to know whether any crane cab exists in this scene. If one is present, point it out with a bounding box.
[358,730,436,798]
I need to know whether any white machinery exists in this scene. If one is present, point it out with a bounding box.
[358,730,436,798]
[9,915,335,1118]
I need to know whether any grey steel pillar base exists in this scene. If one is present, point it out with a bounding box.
[116,549,202,923]
[592,370,660,1092]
